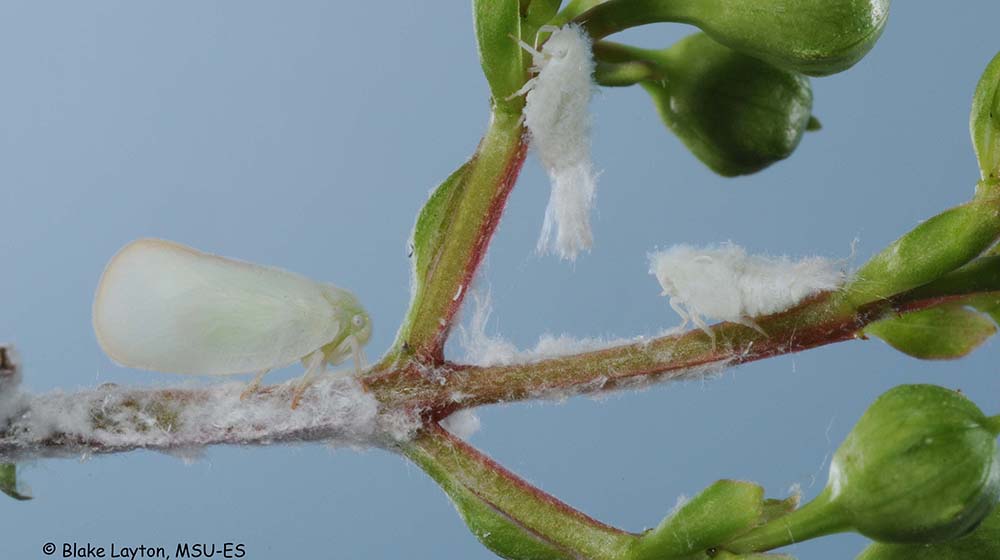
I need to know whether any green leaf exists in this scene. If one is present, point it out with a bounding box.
[578,0,891,76]
[0,464,31,501]
[970,293,1000,325]
[866,304,996,360]
[856,505,1000,560]
[390,111,525,362]
[903,255,1000,303]
[474,0,525,112]
[758,495,801,526]
[971,51,1000,181]
[632,480,765,560]
[410,162,474,287]
[628,33,814,176]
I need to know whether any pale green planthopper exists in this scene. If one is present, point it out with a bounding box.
[93,239,372,408]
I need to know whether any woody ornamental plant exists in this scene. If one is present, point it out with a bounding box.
[2,1,1000,558]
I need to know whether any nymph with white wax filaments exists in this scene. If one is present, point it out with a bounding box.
[514,24,598,261]
[650,242,845,340]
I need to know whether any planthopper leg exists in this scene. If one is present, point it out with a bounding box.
[669,297,691,330]
[349,335,368,374]
[291,350,326,409]
[737,316,769,337]
[506,77,538,101]
[239,368,271,401]
[691,312,716,349]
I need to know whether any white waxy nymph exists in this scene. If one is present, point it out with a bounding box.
[650,243,844,339]
[93,239,372,407]
[514,24,598,260]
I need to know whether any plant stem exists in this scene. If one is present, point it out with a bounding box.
[575,0,696,40]
[3,278,997,462]
[592,41,662,64]
[594,60,660,86]
[401,423,636,560]
[372,292,864,417]
[0,377,384,463]
[373,279,999,418]
[724,488,851,554]
[387,111,527,364]
[987,415,1000,435]
[550,0,611,27]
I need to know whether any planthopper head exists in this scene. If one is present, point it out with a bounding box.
[649,246,694,297]
[321,286,372,372]
[541,25,587,60]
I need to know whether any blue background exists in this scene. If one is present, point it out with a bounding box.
[2,2,999,559]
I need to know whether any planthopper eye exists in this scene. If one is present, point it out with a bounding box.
[352,314,364,328]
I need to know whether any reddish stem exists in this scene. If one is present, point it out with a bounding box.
[417,422,630,535]
[427,139,528,360]
[368,291,951,421]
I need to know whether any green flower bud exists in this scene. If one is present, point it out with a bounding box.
[580,0,891,76]
[857,506,1000,560]
[971,50,1000,181]
[827,384,1000,543]
[725,385,1000,554]
[685,0,890,76]
[601,33,814,177]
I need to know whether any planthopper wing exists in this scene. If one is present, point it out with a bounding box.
[93,239,342,375]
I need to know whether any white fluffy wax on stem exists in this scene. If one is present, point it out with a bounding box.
[440,409,481,440]
[0,375,427,460]
[522,24,598,260]
[457,291,637,367]
[649,242,845,329]
[455,290,730,400]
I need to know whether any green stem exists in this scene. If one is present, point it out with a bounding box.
[372,274,1000,416]
[372,291,862,414]
[550,0,611,27]
[592,41,663,64]
[724,489,851,554]
[591,42,669,86]
[384,111,526,365]
[575,0,696,40]
[987,415,1000,435]
[402,424,636,560]
[594,60,659,86]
